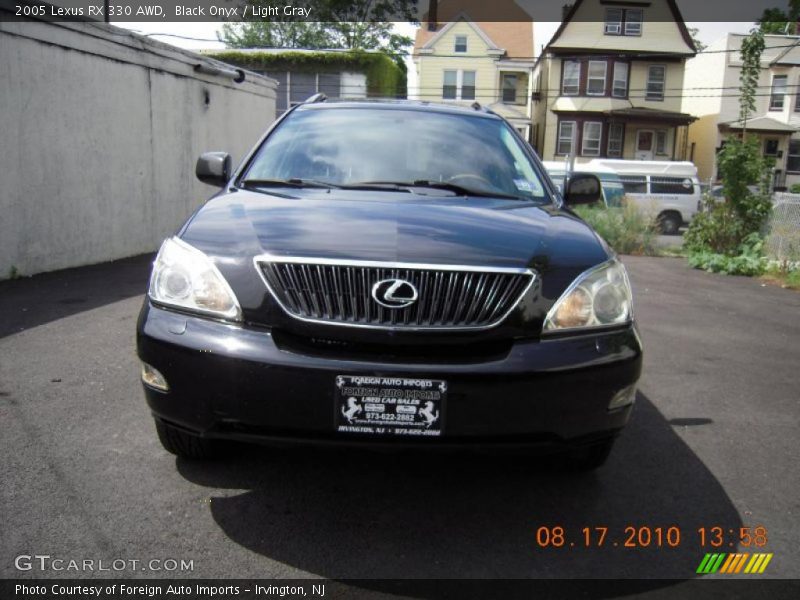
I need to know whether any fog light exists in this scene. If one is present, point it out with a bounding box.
[609,385,636,410]
[141,362,169,392]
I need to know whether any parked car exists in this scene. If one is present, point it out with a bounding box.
[137,98,642,470]
[542,161,626,207]
[589,159,702,235]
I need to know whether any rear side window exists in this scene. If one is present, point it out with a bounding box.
[650,177,696,195]
[619,175,647,194]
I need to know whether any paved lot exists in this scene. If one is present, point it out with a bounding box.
[1,255,798,591]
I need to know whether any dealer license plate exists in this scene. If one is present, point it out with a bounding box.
[335,375,446,437]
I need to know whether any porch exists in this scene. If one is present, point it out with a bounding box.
[551,107,696,163]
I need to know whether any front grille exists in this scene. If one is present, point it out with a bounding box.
[255,257,534,330]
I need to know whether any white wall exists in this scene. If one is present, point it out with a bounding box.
[0,17,277,279]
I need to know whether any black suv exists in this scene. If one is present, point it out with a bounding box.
[137,98,642,470]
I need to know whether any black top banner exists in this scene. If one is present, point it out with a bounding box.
[0,0,791,23]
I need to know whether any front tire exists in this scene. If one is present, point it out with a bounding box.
[154,419,224,459]
[561,438,616,471]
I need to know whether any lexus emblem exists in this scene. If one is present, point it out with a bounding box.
[371,279,418,309]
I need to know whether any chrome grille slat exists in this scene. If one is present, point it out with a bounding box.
[256,257,534,331]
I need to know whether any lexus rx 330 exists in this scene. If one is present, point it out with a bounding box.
[136,99,642,470]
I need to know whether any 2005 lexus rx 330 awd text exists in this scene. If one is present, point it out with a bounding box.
[137,98,642,470]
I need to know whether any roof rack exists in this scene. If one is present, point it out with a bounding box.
[304,93,328,104]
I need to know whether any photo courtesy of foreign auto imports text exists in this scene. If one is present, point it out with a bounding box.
[1,0,799,599]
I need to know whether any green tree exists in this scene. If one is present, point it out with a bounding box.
[685,29,773,260]
[687,27,706,52]
[219,0,416,64]
[757,1,800,34]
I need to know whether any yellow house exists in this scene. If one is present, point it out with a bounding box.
[531,0,696,164]
[413,4,535,140]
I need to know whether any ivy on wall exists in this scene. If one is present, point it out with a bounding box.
[206,50,407,99]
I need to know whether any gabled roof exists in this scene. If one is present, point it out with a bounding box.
[413,1,533,59]
[417,14,502,53]
[721,116,797,133]
[770,40,800,65]
[543,0,696,56]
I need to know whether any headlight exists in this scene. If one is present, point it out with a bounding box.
[543,259,632,333]
[148,237,242,321]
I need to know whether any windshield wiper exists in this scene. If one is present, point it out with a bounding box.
[239,178,341,190]
[349,180,526,201]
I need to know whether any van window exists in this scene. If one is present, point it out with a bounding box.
[619,175,647,194]
[651,176,695,195]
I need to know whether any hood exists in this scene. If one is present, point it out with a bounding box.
[181,189,609,271]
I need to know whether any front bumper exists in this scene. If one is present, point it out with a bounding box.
[136,303,643,449]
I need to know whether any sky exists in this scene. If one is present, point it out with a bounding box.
[117,21,758,95]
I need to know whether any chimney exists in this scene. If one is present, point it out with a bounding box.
[562,3,573,20]
[428,0,438,31]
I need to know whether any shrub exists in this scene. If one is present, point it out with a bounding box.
[686,232,767,276]
[790,183,800,194]
[574,202,658,256]
[684,195,745,254]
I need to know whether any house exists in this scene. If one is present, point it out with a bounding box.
[683,33,800,189]
[205,48,406,116]
[412,2,535,140]
[531,0,696,164]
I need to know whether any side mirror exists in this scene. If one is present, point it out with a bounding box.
[196,152,232,187]
[564,173,602,206]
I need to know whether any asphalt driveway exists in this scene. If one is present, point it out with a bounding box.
[1,255,798,592]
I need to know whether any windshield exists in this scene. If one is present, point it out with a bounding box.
[242,107,550,202]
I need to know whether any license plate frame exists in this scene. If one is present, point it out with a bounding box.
[335,375,446,437]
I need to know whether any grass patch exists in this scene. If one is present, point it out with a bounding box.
[762,265,800,290]
[574,203,659,256]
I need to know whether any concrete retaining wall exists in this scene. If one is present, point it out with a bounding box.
[0,16,277,279]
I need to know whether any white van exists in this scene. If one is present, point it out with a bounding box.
[587,159,701,235]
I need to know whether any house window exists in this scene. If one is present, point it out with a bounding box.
[442,70,475,101]
[795,81,800,111]
[443,70,457,100]
[604,8,623,34]
[764,139,780,156]
[608,123,624,157]
[562,61,580,95]
[587,61,607,95]
[557,121,576,155]
[605,8,643,36]
[624,9,643,35]
[502,74,518,103]
[770,75,788,110]
[656,130,668,155]
[454,35,467,53]
[612,62,628,98]
[646,65,666,101]
[787,140,800,172]
[462,71,476,100]
[582,122,603,156]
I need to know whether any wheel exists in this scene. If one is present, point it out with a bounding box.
[561,438,616,471]
[657,212,682,235]
[154,419,224,459]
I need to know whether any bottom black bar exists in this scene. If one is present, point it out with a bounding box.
[2,579,800,600]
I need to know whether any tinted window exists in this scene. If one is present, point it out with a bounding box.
[245,107,550,201]
[619,175,647,194]
[650,177,695,195]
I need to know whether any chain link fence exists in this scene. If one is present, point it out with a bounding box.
[766,193,800,266]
